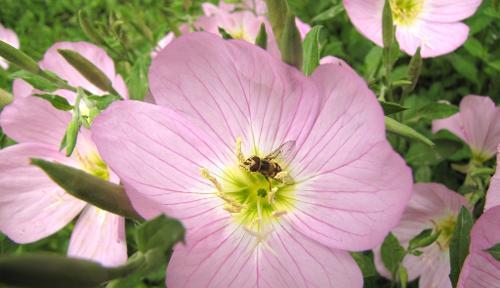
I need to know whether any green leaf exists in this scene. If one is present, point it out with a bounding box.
[449,207,473,287]
[381,233,405,274]
[403,47,422,94]
[136,215,185,253]
[398,265,408,288]
[87,94,121,110]
[64,88,84,156]
[78,10,108,48]
[33,94,73,111]
[302,25,322,76]
[380,100,408,115]
[485,243,500,261]
[449,54,478,84]
[0,253,141,288]
[406,139,461,166]
[125,56,149,101]
[382,0,394,49]
[280,13,303,69]
[464,37,489,60]
[407,102,458,123]
[351,252,377,278]
[255,23,267,49]
[408,229,441,251]
[30,158,143,221]
[385,117,435,147]
[311,4,344,22]
[58,49,119,95]
[217,27,233,40]
[0,39,39,74]
[264,0,288,43]
[10,70,60,92]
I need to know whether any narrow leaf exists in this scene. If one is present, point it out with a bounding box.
[408,229,441,251]
[385,117,435,147]
[30,158,143,221]
[280,13,303,69]
[264,0,288,43]
[33,94,73,111]
[449,207,473,287]
[0,40,39,73]
[302,25,323,76]
[381,233,405,274]
[382,0,394,48]
[403,47,422,94]
[255,23,267,49]
[311,4,344,22]
[379,100,408,115]
[10,70,60,92]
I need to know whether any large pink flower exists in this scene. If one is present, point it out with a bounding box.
[0,23,20,69]
[0,42,128,267]
[343,0,482,57]
[457,205,500,288]
[433,95,500,161]
[92,32,412,287]
[374,183,468,288]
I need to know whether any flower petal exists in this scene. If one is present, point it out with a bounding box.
[396,20,469,57]
[343,0,384,47]
[149,32,320,155]
[167,218,362,287]
[0,143,85,243]
[12,79,34,98]
[486,146,500,210]
[92,100,227,226]
[433,95,500,157]
[420,0,482,23]
[68,206,127,267]
[289,62,412,251]
[0,96,70,147]
[458,206,500,288]
[40,41,128,98]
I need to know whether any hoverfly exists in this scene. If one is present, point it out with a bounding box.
[241,140,296,186]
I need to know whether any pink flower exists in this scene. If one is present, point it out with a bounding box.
[433,95,500,162]
[457,205,500,288]
[0,42,128,267]
[374,183,468,288]
[0,23,20,69]
[343,0,482,57]
[92,32,412,287]
[485,145,500,210]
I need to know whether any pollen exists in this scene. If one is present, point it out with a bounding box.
[433,213,457,250]
[75,150,110,180]
[390,0,424,26]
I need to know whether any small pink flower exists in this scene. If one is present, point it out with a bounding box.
[433,95,500,161]
[0,42,128,267]
[92,32,412,287]
[485,145,500,210]
[343,0,482,57]
[457,205,500,288]
[374,183,468,288]
[0,23,20,69]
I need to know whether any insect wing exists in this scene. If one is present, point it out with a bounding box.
[264,140,296,162]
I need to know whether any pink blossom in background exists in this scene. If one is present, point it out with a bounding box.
[485,145,500,210]
[433,95,500,162]
[0,23,20,69]
[92,32,412,287]
[343,0,483,57]
[374,183,468,288]
[457,205,500,288]
[0,42,128,267]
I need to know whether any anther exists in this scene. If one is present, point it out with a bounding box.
[200,167,224,193]
[272,210,287,218]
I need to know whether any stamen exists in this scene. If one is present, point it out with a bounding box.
[235,137,246,164]
[272,210,287,218]
[268,187,278,204]
[200,167,223,193]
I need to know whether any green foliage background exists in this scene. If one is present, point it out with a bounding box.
[0,0,498,287]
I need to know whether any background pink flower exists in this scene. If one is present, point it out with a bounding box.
[485,145,500,210]
[343,0,483,57]
[374,183,468,288]
[92,32,412,287]
[0,41,128,267]
[457,205,500,288]
[0,23,20,69]
[433,95,500,161]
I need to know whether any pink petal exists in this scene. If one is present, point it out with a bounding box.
[0,96,70,147]
[0,143,85,243]
[343,0,384,47]
[40,41,128,98]
[92,100,228,226]
[396,20,469,57]
[167,218,362,287]
[319,56,341,65]
[374,183,466,284]
[68,206,127,267]
[458,206,500,288]
[433,95,500,158]
[486,146,500,210]
[295,18,311,39]
[288,62,412,251]
[420,0,482,23]
[12,79,34,98]
[149,32,320,155]
[0,23,20,69]
[123,182,163,220]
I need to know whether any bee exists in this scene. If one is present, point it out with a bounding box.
[241,140,296,185]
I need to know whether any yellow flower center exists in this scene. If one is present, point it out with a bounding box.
[75,151,110,180]
[434,214,457,250]
[390,0,424,26]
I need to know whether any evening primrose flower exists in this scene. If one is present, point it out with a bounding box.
[343,0,483,57]
[0,23,19,69]
[457,205,500,288]
[0,42,128,267]
[92,32,412,286]
[374,183,468,288]
[433,95,500,163]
